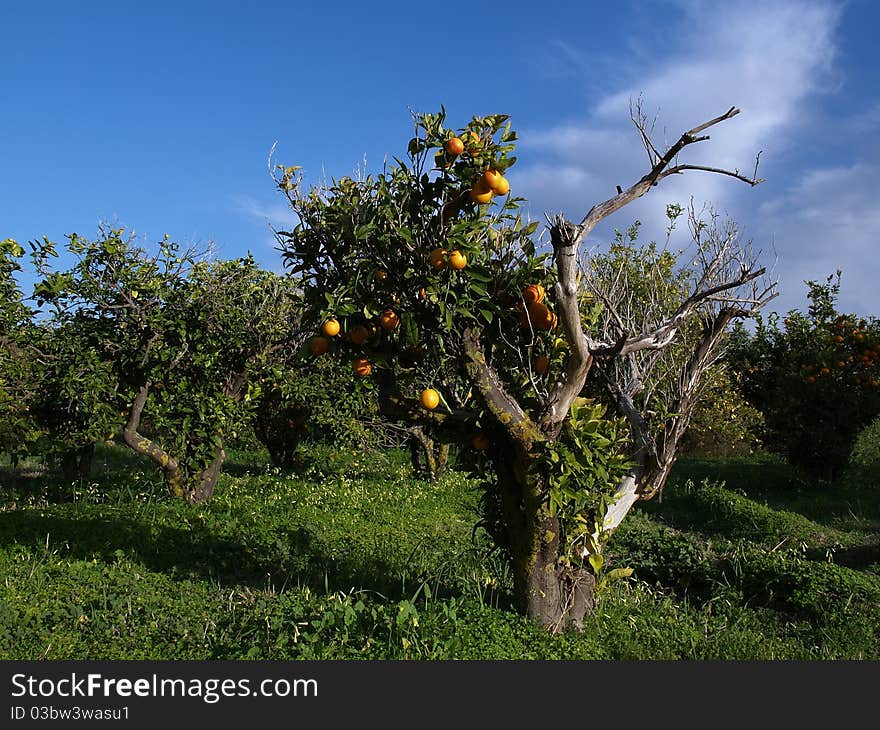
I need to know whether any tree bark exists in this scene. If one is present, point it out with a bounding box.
[254,401,307,471]
[121,380,226,502]
[187,441,226,504]
[409,426,449,481]
[495,446,596,633]
[122,381,184,498]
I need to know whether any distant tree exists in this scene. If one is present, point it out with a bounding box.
[31,229,303,501]
[728,272,880,480]
[0,239,40,464]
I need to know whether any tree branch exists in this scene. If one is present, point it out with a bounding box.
[462,327,544,449]
[542,218,594,430]
[568,106,755,250]
[601,267,766,357]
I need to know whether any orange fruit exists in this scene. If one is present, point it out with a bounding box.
[310,336,329,356]
[429,248,448,269]
[806,376,816,384]
[322,318,340,337]
[482,169,509,195]
[349,325,369,346]
[534,355,550,374]
[380,309,400,331]
[469,178,493,204]
[375,270,388,282]
[523,284,545,305]
[526,302,554,331]
[448,250,467,270]
[821,367,830,376]
[445,137,464,156]
[353,358,372,377]
[419,388,440,410]
[837,361,846,369]
[472,433,490,450]
[482,169,502,187]
[492,176,509,196]
[833,335,844,343]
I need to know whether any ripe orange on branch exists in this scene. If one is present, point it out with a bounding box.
[472,433,490,450]
[482,169,510,195]
[322,318,340,337]
[349,325,369,346]
[445,137,464,156]
[448,250,467,270]
[534,355,550,374]
[310,336,330,356]
[523,284,545,305]
[352,357,372,377]
[420,388,440,410]
[380,309,400,331]
[469,178,494,204]
[526,302,555,331]
[429,248,448,270]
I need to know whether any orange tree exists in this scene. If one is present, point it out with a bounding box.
[30,229,303,502]
[274,105,775,631]
[0,239,41,463]
[728,272,880,481]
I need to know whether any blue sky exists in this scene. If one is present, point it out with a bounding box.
[2,0,878,316]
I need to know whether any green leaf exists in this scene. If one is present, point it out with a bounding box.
[465,266,493,283]
[588,554,603,574]
[604,567,634,582]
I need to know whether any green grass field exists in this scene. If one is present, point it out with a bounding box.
[1,445,878,659]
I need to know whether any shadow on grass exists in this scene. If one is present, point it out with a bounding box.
[0,507,504,608]
[664,455,880,526]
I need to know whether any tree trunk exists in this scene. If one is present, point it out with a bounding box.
[409,426,449,481]
[496,448,596,633]
[60,443,95,482]
[254,414,303,471]
[186,441,226,504]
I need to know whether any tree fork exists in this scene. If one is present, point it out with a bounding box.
[122,381,184,498]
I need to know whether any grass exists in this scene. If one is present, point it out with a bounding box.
[0,442,878,659]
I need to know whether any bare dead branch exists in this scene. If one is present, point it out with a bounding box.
[659,164,764,186]
[567,106,754,250]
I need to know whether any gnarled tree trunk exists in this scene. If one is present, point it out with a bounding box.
[495,445,595,632]
[409,426,449,481]
[122,380,227,504]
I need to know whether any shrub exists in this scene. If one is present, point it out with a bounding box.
[851,416,880,469]
[680,369,765,456]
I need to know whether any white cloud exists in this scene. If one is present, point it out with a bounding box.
[513,0,851,314]
[232,194,294,232]
[757,163,880,314]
